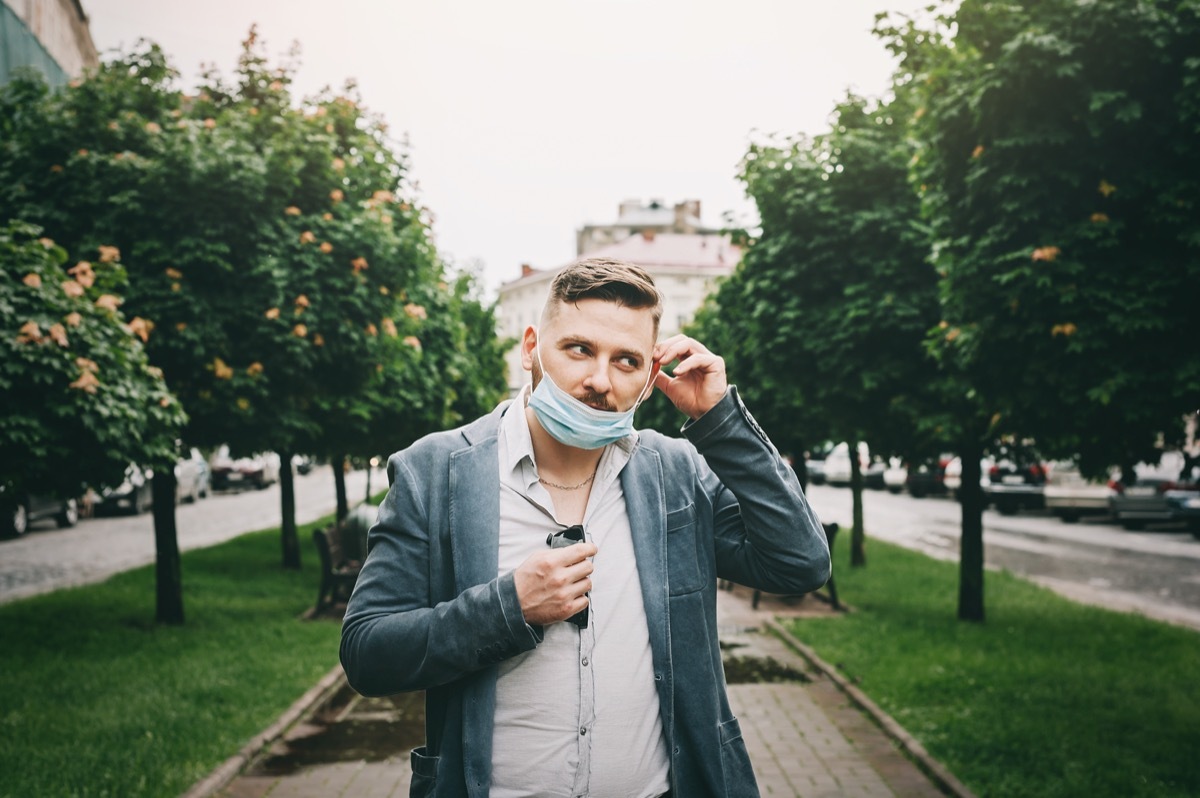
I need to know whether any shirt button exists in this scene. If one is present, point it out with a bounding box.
[580,727,587,736]
[581,657,589,666]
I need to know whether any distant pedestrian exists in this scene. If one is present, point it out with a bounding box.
[341,257,830,797]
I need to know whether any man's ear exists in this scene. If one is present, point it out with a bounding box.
[520,325,538,372]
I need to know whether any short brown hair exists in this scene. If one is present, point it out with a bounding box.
[541,257,664,334]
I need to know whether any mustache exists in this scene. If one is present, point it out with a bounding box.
[577,391,617,412]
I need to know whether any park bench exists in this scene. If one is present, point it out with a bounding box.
[312,504,374,612]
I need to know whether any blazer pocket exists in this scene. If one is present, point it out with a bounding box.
[718,717,758,797]
[409,745,439,797]
[666,503,702,595]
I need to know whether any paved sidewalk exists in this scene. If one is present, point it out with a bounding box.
[213,587,951,798]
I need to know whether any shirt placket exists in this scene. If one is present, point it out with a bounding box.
[571,616,596,797]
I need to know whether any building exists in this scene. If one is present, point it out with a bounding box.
[575,198,719,256]
[1,0,99,88]
[497,200,741,394]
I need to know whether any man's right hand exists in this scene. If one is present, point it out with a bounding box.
[513,542,597,626]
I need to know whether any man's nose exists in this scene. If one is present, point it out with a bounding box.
[582,361,612,394]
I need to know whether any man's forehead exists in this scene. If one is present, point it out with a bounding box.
[544,299,656,351]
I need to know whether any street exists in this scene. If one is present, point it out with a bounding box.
[0,464,386,605]
[804,484,1200,632]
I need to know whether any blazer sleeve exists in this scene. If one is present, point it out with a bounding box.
[683,386,831,594]
[339,449,540,697]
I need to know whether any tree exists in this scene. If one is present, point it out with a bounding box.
[880,0,1200,619]
[1,221,185,611]
[689,94,939,567]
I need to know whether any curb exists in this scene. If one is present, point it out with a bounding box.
[765,618,977,798]
[179,663,348,798]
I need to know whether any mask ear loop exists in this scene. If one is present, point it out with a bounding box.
[633,358,661,409]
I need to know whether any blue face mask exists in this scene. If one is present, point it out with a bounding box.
[529,343,655,450]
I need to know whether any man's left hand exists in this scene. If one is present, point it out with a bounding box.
[652,335,728,420]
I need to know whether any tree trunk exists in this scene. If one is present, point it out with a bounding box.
[334,453,349,523]
[958,436,986,622]
[280,450,300,570]
[151,469,184,625]
[849,438,866,567]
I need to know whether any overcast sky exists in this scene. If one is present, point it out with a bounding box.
[82,0,933,296]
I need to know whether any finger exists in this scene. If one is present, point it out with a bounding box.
[552,542,598,564]
[671,352,721,377]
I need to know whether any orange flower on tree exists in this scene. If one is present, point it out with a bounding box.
[160,396,172,408]
[322,212,333,221]
[64,312,83,327]
[295,295,310,308]
[379,285,389,295]
[269,80,284,91]
[145,122,162,134]
[95,294,122,311]
[319,242,333,254]
[404,303,427,321]
[285,206,302,216]
[313,334,325,347]
[246,362,264,376]
[237,397,251,411]
[204,118,216,129]
[1090,213,1109,224]
[381,318,398,337]
[351,257,369,273]
[300,230,316,244]
[98,245,120,262]
[266,307,281,319]
[175,322,187,331]
[212,357,234,379]
[47,324,69,347]
[945,327,961,343]
[1031,246,1061,262]
[1051,323,1078,337]
[372,190,395,203]
[365,323,378,337]
[76,357,99,372]
[403,335,422,352]
[171,282,182,292]
[16,321,42,344]
[22,273,41,289]
[1098,180,1117,198]
[62,280,85,298]
[332,157,346,171]
[293,324,308,337]
[50,164,63,173]
[330,189,344,203]
[165,267,183,280]
[69,261,95,288]
[127,317,154,343]
[971,145,985,158]
[69,370,100,394]
[38,237,54,249]
[147,365,163,379]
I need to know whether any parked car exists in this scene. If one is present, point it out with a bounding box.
[883,457,907,494]
[175,448,210,504]
[1043,461,1115,522]
[291,454,316,476]
[1109,451,1199,530]
[984,443,1047,515]
[823,442,871,487]
[905,454,954,498]
[94,464,154,515]
[210,446,281,491]
[1,490,78,537]
[1165,490,1200,537]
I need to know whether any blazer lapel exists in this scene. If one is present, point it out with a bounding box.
[621,446,672,700]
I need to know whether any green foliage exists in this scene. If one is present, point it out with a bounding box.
[0,221,184,497]
[882,0,1200,476]
[0,519,342,797]
[687,94,940,461]
[787,532,1200,797]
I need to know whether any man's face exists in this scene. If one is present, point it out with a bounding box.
[522,298,657,413]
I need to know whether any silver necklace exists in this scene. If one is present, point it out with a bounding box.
[538,469,597,491]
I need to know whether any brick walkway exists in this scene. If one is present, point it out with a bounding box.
[214,586,948,797]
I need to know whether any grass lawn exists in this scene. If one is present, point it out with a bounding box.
[786,530,1200,798]
[0,513,353,798]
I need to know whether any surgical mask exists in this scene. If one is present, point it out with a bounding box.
[529,343,655,450]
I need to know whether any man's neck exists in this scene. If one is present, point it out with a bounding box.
[524,404,604,479]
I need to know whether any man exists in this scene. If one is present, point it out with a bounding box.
[341,257,830,797]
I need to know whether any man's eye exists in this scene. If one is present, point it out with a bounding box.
[618,357,640,369]
[566,344,588,355]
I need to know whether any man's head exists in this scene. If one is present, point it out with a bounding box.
[521,258,663,414]
[539,257,664,337]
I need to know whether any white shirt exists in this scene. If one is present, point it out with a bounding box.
[490,385,670,798]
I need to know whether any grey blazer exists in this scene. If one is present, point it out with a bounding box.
[340,387,831,798]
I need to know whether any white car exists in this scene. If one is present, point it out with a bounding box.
[1043,461,1115,522]
[883,457,907,493]
[823,442,871,486]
